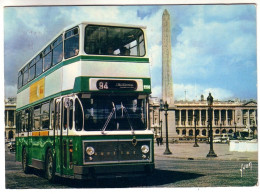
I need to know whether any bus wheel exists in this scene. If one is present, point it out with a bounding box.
[45,149,56,182]
[22,148,30,174]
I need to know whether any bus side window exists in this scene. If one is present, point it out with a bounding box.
[69,99,73,130]
[18,71,23,89]
[55,101,61,130]
[33,106,41,131]
[75,98,83,131]
[53,35,63,66]
[41,102,50,130]
[29,62,36,81]
[64,27,79,59]
[50,100,55,130]
[35,54,43,77]
[21,110,26,132]
[43,46,52,71]
[23,65,29,86]
[16,112,21,133]
[63,106,68,130]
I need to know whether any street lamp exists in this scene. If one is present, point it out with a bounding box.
[160,120,163,145]
[193,114,199,147]
[163,101,172,155]
[206,93,217,158]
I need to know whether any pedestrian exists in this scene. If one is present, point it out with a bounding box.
[159,137,163,145]
[156,135,160,146]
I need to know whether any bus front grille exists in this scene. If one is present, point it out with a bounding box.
[83,139,152,164]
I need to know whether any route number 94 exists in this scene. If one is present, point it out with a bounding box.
[98,81,109,90]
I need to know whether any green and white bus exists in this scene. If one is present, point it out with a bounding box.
[15,22,154,181]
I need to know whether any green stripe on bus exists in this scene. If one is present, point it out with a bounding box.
[16,89,73,112]
[16,76,151,111]
[80,55,149,63]
[17,55,149,94]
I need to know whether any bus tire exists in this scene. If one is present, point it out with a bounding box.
[45,149,56,182]
[22,148,30,174]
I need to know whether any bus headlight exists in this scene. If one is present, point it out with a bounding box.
[86,146,95,156]
[141,145,149,154]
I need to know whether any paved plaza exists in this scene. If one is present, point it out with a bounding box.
[154,142,258,161]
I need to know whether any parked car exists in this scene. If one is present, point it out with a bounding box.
[213,134,229,143]
[213,136,222,143]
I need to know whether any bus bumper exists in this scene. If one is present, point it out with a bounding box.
[73,163,154,179]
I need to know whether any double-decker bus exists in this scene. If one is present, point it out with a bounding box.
[15,22,154,181]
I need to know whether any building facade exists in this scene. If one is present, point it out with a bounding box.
[149,96,257,141]
[5,98,16,140]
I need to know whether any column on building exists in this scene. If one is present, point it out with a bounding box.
[206,109,208,126]
[186,110,188,126]
[14,111,16,127]
[199,110,202,126]
[6,110,9,127]
[254,110,257,125]
[191,110,195,125]
[219,110,221,125]
[179,109,181,126]
[225,110,228,126]
[232,109,235,125]
[212,109,215,126]
[247,109,250,127]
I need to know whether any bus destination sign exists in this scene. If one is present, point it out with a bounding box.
[97,80,137,90]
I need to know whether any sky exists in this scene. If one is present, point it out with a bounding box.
[3,4,257,101]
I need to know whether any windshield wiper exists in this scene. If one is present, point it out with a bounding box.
[121,102,135,135]
[101,102,116,134]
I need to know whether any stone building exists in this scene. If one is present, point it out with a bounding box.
[149,96,257,141]
[5,97,16,140]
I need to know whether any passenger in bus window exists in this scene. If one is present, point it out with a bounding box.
[120,47,130,56]
[107,47,114,55]
[74,48,79,55]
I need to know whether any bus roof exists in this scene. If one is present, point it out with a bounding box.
[18,22,147,72]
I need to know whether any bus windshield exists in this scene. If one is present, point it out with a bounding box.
[75,96,147,131]
[85,25,145,57]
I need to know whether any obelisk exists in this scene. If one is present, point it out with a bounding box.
[162,9,177,139]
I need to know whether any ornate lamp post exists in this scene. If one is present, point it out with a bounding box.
[193,114,199,147]
[160,120,163,145]
[206,93,217,158]
[163,101,172,155]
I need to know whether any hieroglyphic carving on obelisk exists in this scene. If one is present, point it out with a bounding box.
[162,9,174,106]
[161,9,177,139]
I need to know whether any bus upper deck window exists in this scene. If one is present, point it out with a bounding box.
[85,25,146,57]
[64,27,79,59]
[53,35,63,65]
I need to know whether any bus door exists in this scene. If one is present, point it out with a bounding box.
[61,97,74,173]
[54,98,62,174]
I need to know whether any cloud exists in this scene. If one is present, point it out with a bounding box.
[3,5,256,101]
[174,83,234,101]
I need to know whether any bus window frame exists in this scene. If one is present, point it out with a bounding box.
[41,101,50,130]
[84,25,146,57]
[35,53,43,77]
[64,27,79,59]
[43,45,53,71]
[33,105,41,131]
[18,71,23,89]
[23,65,29,86]
[52,34,63,66]
[29,60,36,81]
